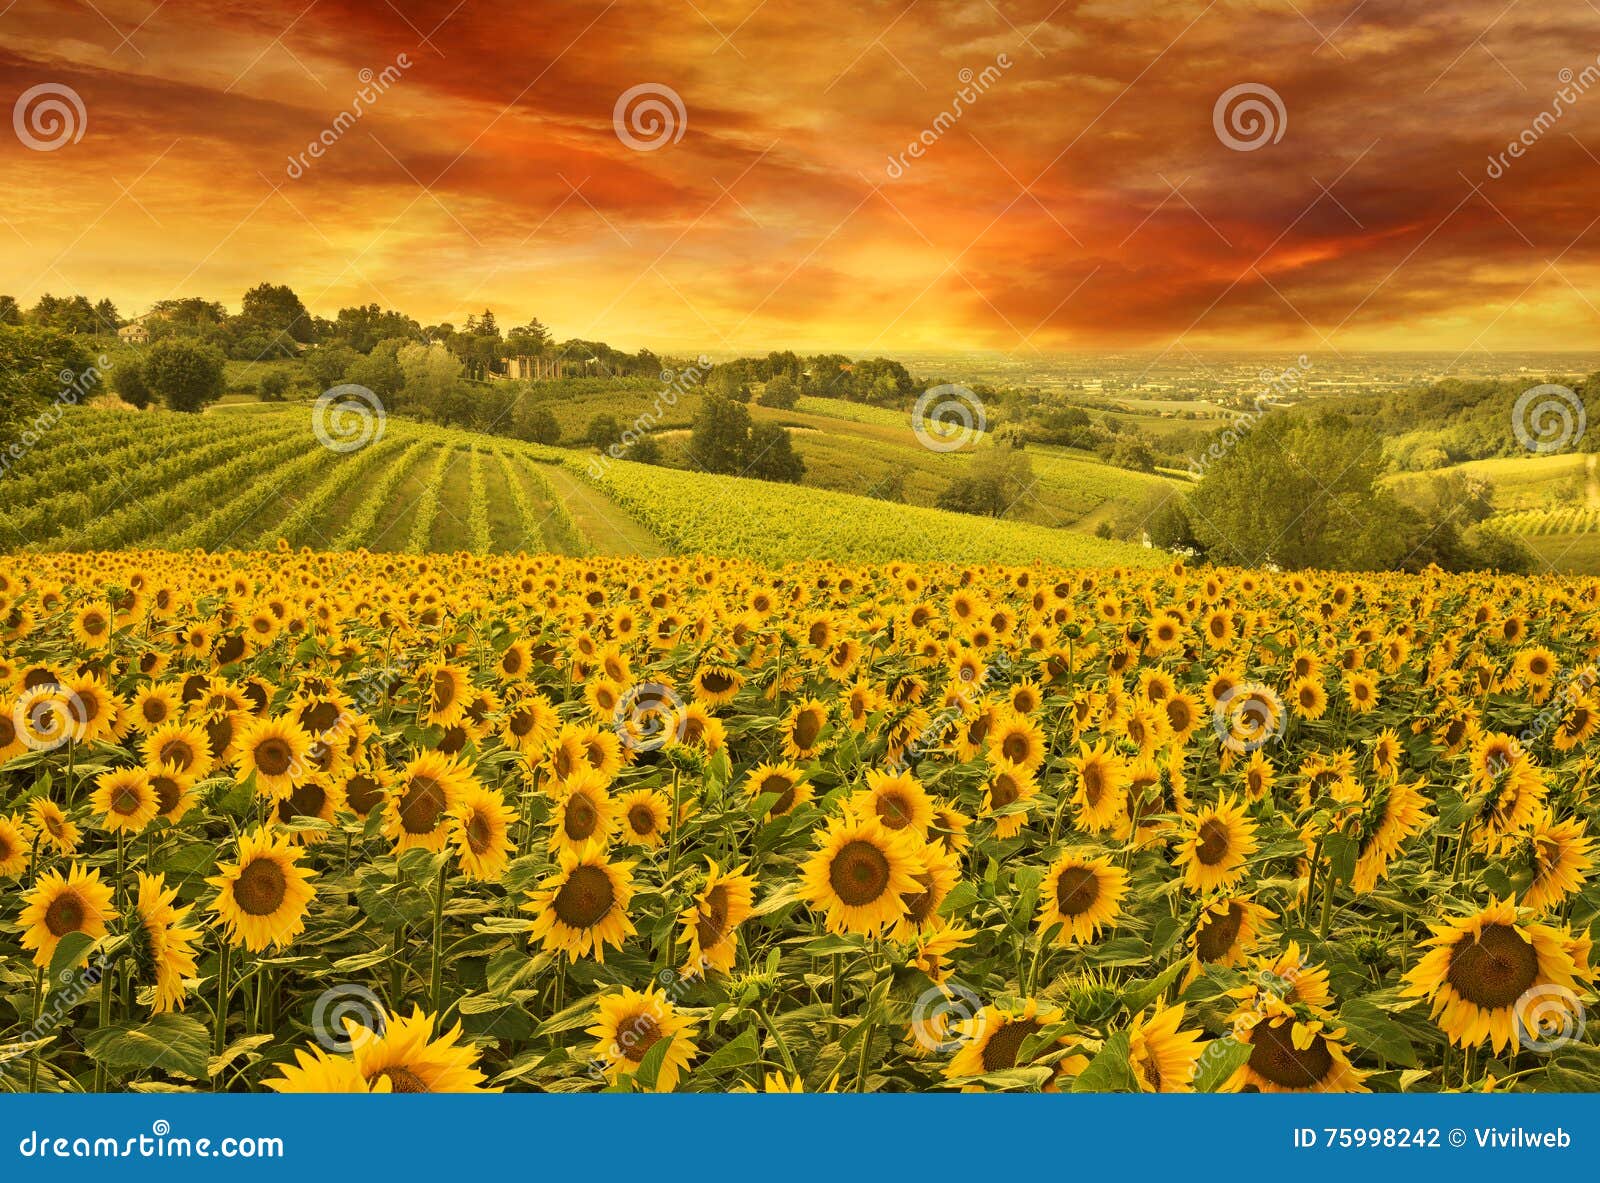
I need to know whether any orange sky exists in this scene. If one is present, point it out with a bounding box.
[5,0,1600,355]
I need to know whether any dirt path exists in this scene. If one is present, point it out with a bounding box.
[533,462,669,557]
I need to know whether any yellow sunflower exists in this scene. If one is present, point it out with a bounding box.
[1404,898,1584,1053]
[1226,1000,1369,1093]
[207,829,316,952]
[1173,795,1258,893]
[1036,851,1128,945]
[800,811,923,936]
[617,787,671,848]
[944,998,1066,1081]
[89,767,158,834]
[0,812,31,877]
[1126,1002,1206,1093]
[549,771,618,854]
[131,872,201,1014]
[523,842,637,962]
[142,720,215,781]
[588,986,700,1091]
[19,862,113,968]
[236,715,314,801]
[29,798,80,854]
[450,784,518,882]
[677,860,757,975]
[384,750,479,853]
[856,767,934,839]
[1523,812,1593,913]
[1071,740,1129,833]
[781,697,830,760]
[743,761,813,817]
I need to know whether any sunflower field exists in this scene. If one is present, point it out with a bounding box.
[2,548,1599,1094]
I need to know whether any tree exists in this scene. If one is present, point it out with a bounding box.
[1106,438,1156,472]
[240,282,314,343]
[1188,411,1406,569]
[306,344,359,391]
[345,343,406,402]
[624,433,661,464]
[0,325,93,435]
[259,370,292,401]
[586,413,621,450]
[0,296,21,326]
[142,338,226,413]
[519,406,561,445]
[689,394,754,473]
[112,358,153,409]
[397,341,463,418]
[744,421,805,483]
[709,367,752,403]
[757,374,799,409]
[935,447,1034,518]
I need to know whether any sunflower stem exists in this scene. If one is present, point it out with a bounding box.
[667,768,683,878]
[27,964,43,1092]
[430,858,449,1014]
[212,941,231,1077]
[754,1001,798,1076]
[1318,864,1335,942]
[831,952,842,1016]
[93,960,112,1092]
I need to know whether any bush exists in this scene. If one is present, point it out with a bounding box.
[142,338,226,413]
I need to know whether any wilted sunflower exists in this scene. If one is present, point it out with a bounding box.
[588,986,700,1091]
[207,829,316,952]
[236,715,314,800]
[744,761,813,817]
[89,767,158,834]
[1403,898,1585,1053]
[678,860,757,975]
[450,784,517,881]
[1174,795,1258,894]
[1126,1002,1206,1093]
[385,750,478,853]
[131,872,200,1014]
[1226,1001,1368,1093]
[800,811,923,935]
[19,862,113,967]
[944,998,1065,1081]
[1036,851,1128,945]
[523,842,637,962]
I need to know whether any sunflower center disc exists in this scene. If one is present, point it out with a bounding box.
[234,857,289,916]
[830,839,892,906]
[1446,922,1540,1009]
[554,864,615,928]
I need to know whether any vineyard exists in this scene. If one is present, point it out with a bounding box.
[0,406,1158,567]
[575,454,1160,566]
[1,551,1598,1094]
[1492,507,1600,537]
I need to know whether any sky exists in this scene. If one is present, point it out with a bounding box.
[4,0,1600,357]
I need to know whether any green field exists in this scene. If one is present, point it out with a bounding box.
[0,405,1154,566]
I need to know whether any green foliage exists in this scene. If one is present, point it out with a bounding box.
[142,338,226,413]
[0,325,96,437]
